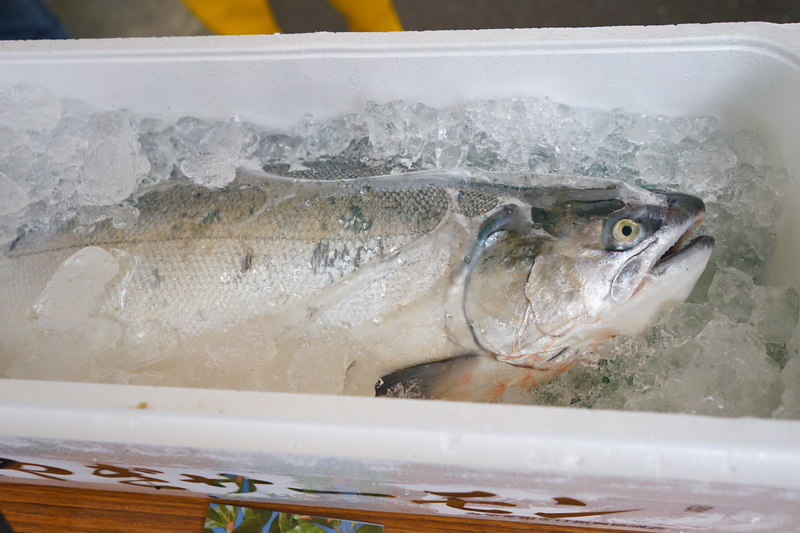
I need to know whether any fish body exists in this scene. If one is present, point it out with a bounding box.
[0,169,713,399]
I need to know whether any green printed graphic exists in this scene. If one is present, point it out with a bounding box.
[204,504,383,533]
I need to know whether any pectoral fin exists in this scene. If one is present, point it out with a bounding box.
[375,353,567,402]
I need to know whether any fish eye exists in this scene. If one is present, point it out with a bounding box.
[612,218,641,245]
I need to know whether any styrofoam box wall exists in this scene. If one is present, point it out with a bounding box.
[1,23,800,531]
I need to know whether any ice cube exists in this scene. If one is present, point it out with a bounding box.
[677,144,736,199]
[236,120,265,164]
[139,117,168,135]
[31,246,120,331]
[670,115,719,143]
[174,116,211,147]
[730,164,782,227]
[774,357,800,419]
[79,110,151,205]
[6,317,122,382]
[521,334,649,410]
[364,100,409,161]
[707,267,755,322]
[749,286,800,343]
[60,98,94,120]
[627,114,683,145]
[138,121,182,184]
[0,84,62,132]
[729,225,776,277]
[622,340,704,413]
[701,203,776,277]
[39,115,90,197]
[765,167,790,195]
[48,116,90,164]
[635,143,680,186]
[660,303,717,346]
[626,319,783,417]
[0,171,29,216]
[299,113,368,161]
[693,319,783,414]
[529,381,575,407]
[258,133,307,166]
[179,119,244,188]
[727,130,772,169]
[527,144,558,174]
[0,140,34,195]
[766,343,789,370]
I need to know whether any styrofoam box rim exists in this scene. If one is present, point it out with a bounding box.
[3,23,800,124]
[1,22,800,494]
[2,379,800,490]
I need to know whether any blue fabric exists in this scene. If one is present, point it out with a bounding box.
[0,0,69,40]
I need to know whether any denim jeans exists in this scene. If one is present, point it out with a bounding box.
[0,0,69,40]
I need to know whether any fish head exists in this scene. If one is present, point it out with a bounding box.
[464,182,714,370]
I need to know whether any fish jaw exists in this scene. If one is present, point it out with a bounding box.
[583,233,715,343]
[635,235,715,313]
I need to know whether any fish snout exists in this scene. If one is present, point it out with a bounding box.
[655,190,707,221]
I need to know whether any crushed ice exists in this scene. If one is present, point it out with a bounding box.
[0,83,798,419]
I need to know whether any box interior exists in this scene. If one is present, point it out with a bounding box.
[1,24,800,504]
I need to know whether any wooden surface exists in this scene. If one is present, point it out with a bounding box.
[0,480,635,533]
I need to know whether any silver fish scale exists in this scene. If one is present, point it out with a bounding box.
[455,187,501,217]
[5,178,481,335]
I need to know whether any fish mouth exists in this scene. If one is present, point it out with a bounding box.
[652,211,714,272]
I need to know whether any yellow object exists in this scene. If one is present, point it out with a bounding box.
[181,0,282,35]
[327,0,403,32]
[181,0,403,35]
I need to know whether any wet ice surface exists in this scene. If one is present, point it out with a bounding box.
[0,84,798,418]
[524,273,798,418]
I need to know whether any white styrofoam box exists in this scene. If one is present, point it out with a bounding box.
[2,22,800,531]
